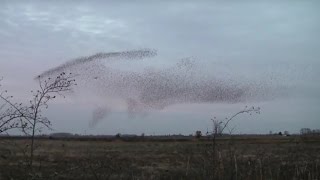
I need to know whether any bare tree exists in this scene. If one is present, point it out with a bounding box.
[195,130,202,139]
[24,72,76,166]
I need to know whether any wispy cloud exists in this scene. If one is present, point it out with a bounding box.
[2,3,128,38]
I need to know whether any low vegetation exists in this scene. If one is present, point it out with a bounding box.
[0,135,319,180]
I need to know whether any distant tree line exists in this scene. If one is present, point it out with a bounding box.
[300,128,320,136]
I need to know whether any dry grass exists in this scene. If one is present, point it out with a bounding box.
[0,135,319,180]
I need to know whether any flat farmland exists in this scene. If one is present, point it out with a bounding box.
[0,136,319,180]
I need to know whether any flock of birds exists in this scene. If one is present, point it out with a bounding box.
[38,49,283,125]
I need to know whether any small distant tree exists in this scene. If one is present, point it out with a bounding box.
[212,118,223,136]
[115,133,121,139]
[195,130,202,139]
[300,128,311,135]
[312,129,320,136]
[141,133,145,138]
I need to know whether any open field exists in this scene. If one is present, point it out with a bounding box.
[1,135,320,180]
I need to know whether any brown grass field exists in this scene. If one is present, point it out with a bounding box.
[0,135,320,180]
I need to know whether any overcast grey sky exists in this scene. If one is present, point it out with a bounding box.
[1,0,319,135]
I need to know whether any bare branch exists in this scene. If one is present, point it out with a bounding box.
[26,72,76,166]
[0,78,30,134]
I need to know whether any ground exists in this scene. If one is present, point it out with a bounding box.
[0,135,319,179]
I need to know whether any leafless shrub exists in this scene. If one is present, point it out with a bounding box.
[205,106,261,179]
[0,73,76,173]
[25,73,76,166]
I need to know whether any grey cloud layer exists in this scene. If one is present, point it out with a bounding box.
[1,1,319,133]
